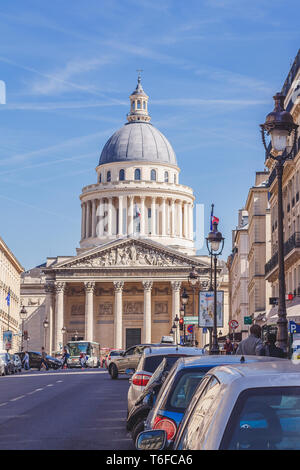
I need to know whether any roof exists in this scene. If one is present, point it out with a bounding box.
[173,354,283,371]
[99,121,177,166]
[142,346,204,356]
[210,358,295,380]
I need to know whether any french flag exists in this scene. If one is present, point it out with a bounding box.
[135,204,141,218]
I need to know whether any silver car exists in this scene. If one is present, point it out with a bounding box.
[127,346,205,414]
[137,359,300,450]
[0,356,5,376]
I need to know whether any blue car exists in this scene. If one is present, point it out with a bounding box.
[144,355,283,445]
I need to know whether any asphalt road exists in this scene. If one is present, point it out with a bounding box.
[0,368,135,450]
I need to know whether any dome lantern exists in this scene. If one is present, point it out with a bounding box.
[127,72,151,123]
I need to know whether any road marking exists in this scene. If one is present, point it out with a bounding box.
[46,384,54,387]
[0,370,107,378]
[0,402,8,407]
[56,380,63,383]
[10,395,25,402]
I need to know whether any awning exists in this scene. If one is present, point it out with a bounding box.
[267,297,300,324]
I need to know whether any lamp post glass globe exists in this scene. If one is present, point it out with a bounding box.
[43,318,49,329]
[61,326,67,334]
[188,266,199,287]
[181,288,189,305]
[20,306,27,320]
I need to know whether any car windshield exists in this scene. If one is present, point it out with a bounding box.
[68,342,89,356]
[110,351,122,356]
[143,355,181,374]
[0,354,7,361]
[221,387,300,450]
[167,368,211,412]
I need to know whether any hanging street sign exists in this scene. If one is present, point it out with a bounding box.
[184,316,198,324]
[244,316,252,325]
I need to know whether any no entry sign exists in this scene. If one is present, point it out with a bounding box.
[229,319,239,330]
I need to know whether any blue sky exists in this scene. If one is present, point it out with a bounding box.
[0,0,299,269]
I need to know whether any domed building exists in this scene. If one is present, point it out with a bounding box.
[21,77,229,353]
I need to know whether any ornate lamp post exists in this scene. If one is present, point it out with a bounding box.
[174,315,180,345]
[61,326,67,349]
[20,306,27,352]
[206,220,224,355]
[260,92,298,354]
[43,317,49,350]
[188,266,199,346]
[181,288,189,345]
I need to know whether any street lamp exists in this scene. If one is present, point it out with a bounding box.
[188,266,199,346]
[20,306,27,352]
[206,219,224,355]
[260,92,298,354]
[61,326,67,349]
[181,288,189,345]
[43,317,49,350]
[74,330,78,341]
[174,314,180,346]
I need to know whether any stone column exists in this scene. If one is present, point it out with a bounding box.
[85,200,91,238]
[107,197,113,237]
[84,282,95,342]
[81,202,86,239]
[161,197,166,236]
[113,281,124,349]
[143,281,153,343]
[151,197,156,236]
[97,198,104,237]
[171,199,175,237]
[189,204,193,240]
[184,202,188,239]
[171,281,181,345]
[45,283,55,355]
[91,200,96,238]
[140,196,145,236]
[128,196,134,235]
[118,195,123,237]
[54,282,66,352]
[178,201,183,238]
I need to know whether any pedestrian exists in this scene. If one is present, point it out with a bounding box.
[236,324,264,356]
[39,347,49,371]
[260,333,285,358]
[80,352,86,368]
[61,347,69,369]
[232,342,239,354]
[223,338,233,355]
[23,351,30,370]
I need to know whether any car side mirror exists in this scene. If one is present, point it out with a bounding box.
[125,368,135,376]
[136,430,167,450]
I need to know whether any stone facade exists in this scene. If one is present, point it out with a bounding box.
[0,236,24,352]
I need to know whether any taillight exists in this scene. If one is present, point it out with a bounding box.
[132,373,151,387]
[153,415,177,440]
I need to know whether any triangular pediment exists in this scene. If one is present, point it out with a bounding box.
[49,238,209,270]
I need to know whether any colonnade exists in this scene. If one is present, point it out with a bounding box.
[45,280,183,353]
[81,196,193,241]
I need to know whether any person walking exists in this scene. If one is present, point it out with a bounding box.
[232,342,239,355]
[223,338,233,355]
[80,352,86,369]
[260,333,285,358]
[39,347,49,371]
[236,324,264,356]
[23,351,30,370]
[61,347,69,369]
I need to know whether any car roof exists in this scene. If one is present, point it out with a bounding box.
[142,346,204,357]
[210,359,296,380]
[172,354,284,371]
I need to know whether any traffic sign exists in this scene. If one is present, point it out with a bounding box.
[187,325,194,334]
[229,319,239,330]
[289,321,300,334]
[183,316,198,324]
[244,316,252,325]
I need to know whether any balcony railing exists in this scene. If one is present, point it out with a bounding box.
[265,232,300,275]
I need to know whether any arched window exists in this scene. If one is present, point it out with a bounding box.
[134,168,141,180]
[137,100,141,109]
[164,171,169,183]
[107,171,111,182]
[143,101,146,109]
[99,173,102,183]
[174,174,177,184]
[151,169,156,181]
[119,169,125,181]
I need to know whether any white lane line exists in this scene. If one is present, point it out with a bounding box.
[10,395,25,402]
[56,380,63,383]
[46,384,54,387]
[27,388,44,395]
[0,402,8,407]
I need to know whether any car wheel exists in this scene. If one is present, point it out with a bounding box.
[132,420,145,447]
[110,364,118,379]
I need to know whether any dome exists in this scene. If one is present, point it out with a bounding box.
[99,122,177,166]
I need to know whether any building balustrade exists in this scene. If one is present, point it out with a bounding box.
[265,231,300,275]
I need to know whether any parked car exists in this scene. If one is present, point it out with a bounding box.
[108,343,174,379]
[13,354,22,373]
[127,347,204,443]
[0,352,15,375]
[138,359,300,450]
[106,349,124,369]
[142,355,285,448]
[0,356,5,376]
[18,351,61,370]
